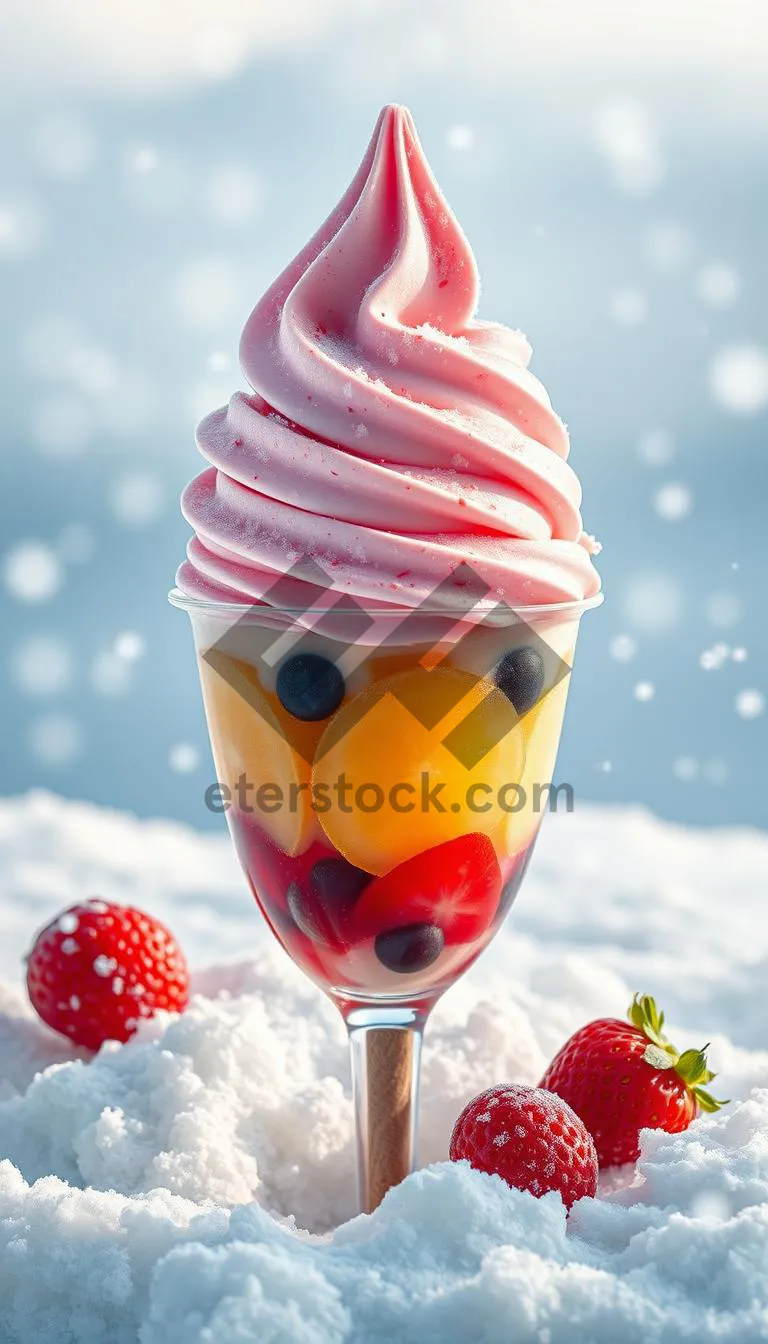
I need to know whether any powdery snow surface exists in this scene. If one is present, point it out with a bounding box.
[1,793,768,1343]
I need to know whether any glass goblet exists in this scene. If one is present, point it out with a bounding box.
[171,589,600,1212]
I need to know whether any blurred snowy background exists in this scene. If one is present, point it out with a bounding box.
[0,0,766,829]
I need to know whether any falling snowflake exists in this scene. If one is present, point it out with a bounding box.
[120,145,188,216]
[169,743,201,774]
[653,482,692,522]
[696,263,740,309]
[634,681,655,702]
[703,758,729,787]
[28,713,83,766]
[90,651,134,698]
[67,343,119,396]
[173,257,242,329]
[700,644,730,672]
[126,144,159,174]
[109,471,165,527]
[735,689,765,721]
[31,395,94,457]
[624,572,682,634]
[706,592,742,630]
[206,163,263,226]
[207,351,230,373]
[643,223,693,272]
[610,288,648,326]
[638,429,674,467]
[3,542,62,603]
[12,636,73,696]
[710,345,768,415]
[114,631,145,662]
[446,125,475,152]
[609,633,638,662]
[0,192,46,262]
[672,756,698,782]
[593,100,664,196]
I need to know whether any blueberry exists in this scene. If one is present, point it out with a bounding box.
[286,859,371,944]
[374,922,445,973]
[494,646,545,716]
[276,653,345,722]
[310,857,372,907]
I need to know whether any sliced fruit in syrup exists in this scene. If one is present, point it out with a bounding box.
[312,668,525,874]
[199,650,322,856]
[350,832,502,947]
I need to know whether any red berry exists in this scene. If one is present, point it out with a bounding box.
[540,994,727,1167]
[350,833,502,946]
[26,900,190,1051]
[449,1083,598,1209]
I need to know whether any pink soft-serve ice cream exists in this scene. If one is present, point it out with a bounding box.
[174,102,602,1003]
[177,104,600,612]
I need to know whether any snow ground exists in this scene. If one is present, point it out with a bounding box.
[1,791,767,1343]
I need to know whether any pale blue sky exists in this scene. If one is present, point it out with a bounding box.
[0,3,766,828]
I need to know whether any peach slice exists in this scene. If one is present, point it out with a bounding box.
[312,667,526,874]
[198,649,321,856]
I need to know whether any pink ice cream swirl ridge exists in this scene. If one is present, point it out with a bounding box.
[178,104,601,616]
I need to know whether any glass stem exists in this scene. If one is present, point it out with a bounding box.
[345,1006,426,1214]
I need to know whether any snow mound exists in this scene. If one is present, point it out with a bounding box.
[0,792,767,1342]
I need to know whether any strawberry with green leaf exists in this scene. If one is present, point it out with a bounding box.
[540,993,728,1167]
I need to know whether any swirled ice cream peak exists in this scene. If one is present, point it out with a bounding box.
[178,104,601,609]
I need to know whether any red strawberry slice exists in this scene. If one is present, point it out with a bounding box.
[350,833,502,946]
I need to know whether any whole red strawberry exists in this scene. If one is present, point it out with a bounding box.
[26,899,189,1051]
[540,994,727,1167]
[449,1083,598,1209]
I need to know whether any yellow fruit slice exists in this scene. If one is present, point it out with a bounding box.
[198,649,320,855]
[312,667,526,874]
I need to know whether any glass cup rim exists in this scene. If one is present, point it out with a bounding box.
[168,587,603,621]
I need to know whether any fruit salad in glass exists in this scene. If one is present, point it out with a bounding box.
[172,106,601,1211]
